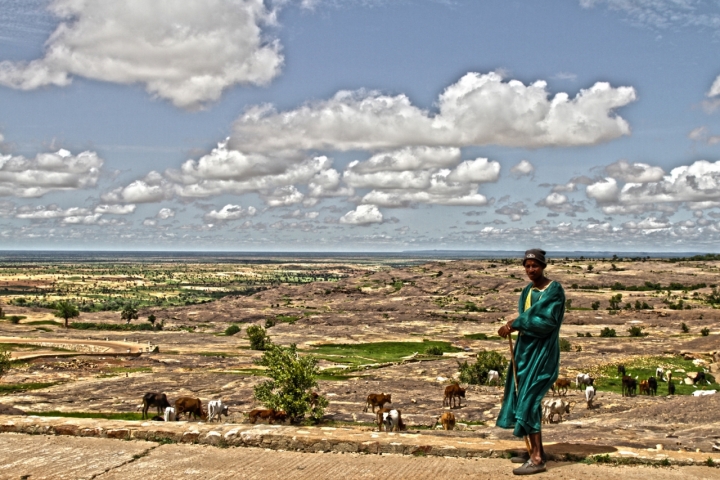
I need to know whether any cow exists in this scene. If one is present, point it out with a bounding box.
[575,373,594,390]
[248,408,287,424]
[142,392,171,419]
[487,370,501,385]
[617,365,626,377]
[174,396,207,421]
[666,371,673,384]
[648,376,658,396]
[693,372,707,385]
[668,380,675,395]
[585,385,595,409]
[542,398,575,424]
[207,400,229,422]
[551,378,571,397]
[375,407,392,431]
[163,406,176,422]
[380,409,404,432]
[438,411,456,430]
[639,380,650,395]
[364,393,392,413]
[656,367,664,381]
[443,383,466,408]
[622,375,637,397]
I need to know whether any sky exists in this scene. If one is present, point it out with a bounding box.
[1,0,720,252]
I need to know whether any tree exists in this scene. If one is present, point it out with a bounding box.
[591,301,600,311]
[225,324,241,336]
[457,350,509,385]
[0,348,11,380]
[54,300,79,328]
[253,343,328,422]
[608,294,623,311]
[121,303,139,324]
[247,325,270,350]
[147,314,156,326]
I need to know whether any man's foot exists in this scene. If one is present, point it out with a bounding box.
[512,460,547,475]
[510,451,547,464]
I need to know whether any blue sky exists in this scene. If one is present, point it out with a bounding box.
[1,0,720,251]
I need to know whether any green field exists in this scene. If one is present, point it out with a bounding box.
[306,341,462,368]
[0,382,58,394]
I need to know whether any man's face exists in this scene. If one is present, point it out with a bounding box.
[524,259,544,282]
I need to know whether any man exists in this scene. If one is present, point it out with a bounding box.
[496,249,565,475]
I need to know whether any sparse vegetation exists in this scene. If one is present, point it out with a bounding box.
[701,328,710,336]
[457,350,508,385]
[224,324,241,336]
[681,322,689,333]
[54,300,79,328]
[0,348,12,380]
[628,326,647,337]
[600,327,616,337]
[247,325,270,350]
[559,338,572,352]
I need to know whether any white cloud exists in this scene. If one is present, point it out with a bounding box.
[339,204,383,225]
[0,148,103,197]
[510,160,534,177]
[94,204,136,215]
[0,0,283,109]
[62,213,102,225]
[586,177,620,203]
[156,208,175,220]
[580,0,720,31]
[102,171,172,203]
[622,217,671,232]
[230,71,636,152]
[709,77,720,98]
[604,160,665,183]
[688,126,720,145]
[264,185,305,207]
[16,205,91,220]
[204,204,256,222]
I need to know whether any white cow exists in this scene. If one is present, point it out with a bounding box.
[585,385,595,409]
[207,400,229,422]
[692,390,716,397]
[542,398,575,424]
[487,370,500,385]
[381,409,403,432]
[575,373,594,390]
[163,406,176,422]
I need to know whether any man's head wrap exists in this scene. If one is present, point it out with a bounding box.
[523,248,547,267]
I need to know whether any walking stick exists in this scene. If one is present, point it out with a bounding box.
[508,334,532,456]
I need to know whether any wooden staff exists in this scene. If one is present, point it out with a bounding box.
[508,334,532,456]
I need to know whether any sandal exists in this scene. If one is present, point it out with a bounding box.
[512,460,547,475]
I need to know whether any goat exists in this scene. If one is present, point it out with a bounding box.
[617,365,626,377]
[551,378,571,397]
[666,371,673,383]
[174,396,207,421]
[656,367,664,381]
[622,375,637,397]
[248,408,287,424]
[575,373,594,390]
[381,409,404,432]
[693,371,707,385]
[443,383,466,408]
[487,370,500,385]
[648,376,658,396]
[542,398,575,424]
[364,393,392,413]
[639,380,650,395]
[585,385,595,409]
[142,392,171,419]
[668,380,675,395]
[163,406,176,422]
[207,400,229,422]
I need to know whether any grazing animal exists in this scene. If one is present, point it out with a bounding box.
[439,411,456,430]
[207,400,229,422]
[364,393,392,413]
[617,365,626,377]
[142,392,171,419]
[163,406,176,422]
[542,398,575,424]
[648,376,658,396]
[150,415,164,421]
[174,396,207,421]
[487,370,501,385]
[575,373,594,390]
[656,367,664,381]
[666,371,673,383]
[585,385,596,409]
[693,372,707,385]
[622,375,637,397]
[248,408,287,424]
[381,409,404,432]
[551,378,571,397]
[309,391,320,408]
[668,380,675,395]
[639,380,650,395]
[443,383,466,408]
[692,390,716,397]
[375,407,391,431]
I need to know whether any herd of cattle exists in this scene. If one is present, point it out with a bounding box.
[140,364,712,431]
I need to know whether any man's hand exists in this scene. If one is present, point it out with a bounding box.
[498,323,515,338]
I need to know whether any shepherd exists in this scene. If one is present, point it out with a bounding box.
[496,249,565,475]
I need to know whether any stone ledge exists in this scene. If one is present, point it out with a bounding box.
[0,415,718,468]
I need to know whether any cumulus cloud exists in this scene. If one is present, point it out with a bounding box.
[0,0,283,109]
[102,171,173,203]
[536,192,587,216]
[581,0,720,31]
[495,201,529,222]
[230,71,636,152]
[204,204,257,223]
[94,204,136,215]
[156,208,175,220]
[0,148,102,197]
[604,160,664,183]
[15,205,98,224]
[689,126,720,145]
[510,160,534,177]
[339,204,383,225]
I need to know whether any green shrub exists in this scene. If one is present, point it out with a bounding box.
[69,322,153,331]
[576,332,584,337]
[701,328,710,337]
[253,343,328,422]
[600,327,616,337]
[681,322,689,333]
[224,324,241,336]
[591,301,600,310]
[0,349,11,380]
[628,326,646,337]
[457,350,508,385]
[559,338,572,352]
[247,325,270,350]
[585,332,592,337]
[264,318,277,328]
[8,315,22,324]
[425,345,444,356]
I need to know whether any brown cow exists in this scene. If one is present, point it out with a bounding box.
[363,393,391,413]
[551,378,571,397]
[248,408,287,424]
[174,396,207,421]
[142,392,171,419]
[443,383,466,408]
[375,407,391,431]
[438,411,456,430]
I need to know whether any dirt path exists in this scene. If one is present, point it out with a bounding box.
[0,336,149,360]
[0,433,717,480]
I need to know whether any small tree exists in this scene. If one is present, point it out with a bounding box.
[559,338,572,352]
[701,328,710,337]
[253,343,328,422]
[247,325,270,350]
[147,314,156,326]
[628,326,646,337]
[0,348,11,380]
[591,301,600,311]
[608,294,623,311]
[225,324,241,336]
[565,299,573,311]
[681,322,689,333]
[54,300,79,328]
[600,327,616,337]
[587,265,594,272]
[457,350,509,385]
[120,303,139,324]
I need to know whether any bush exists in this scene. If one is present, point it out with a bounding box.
[224,324,241,336]
[681,322,689,333]
[559,338,572,352]
[627,326,646,337]
[253,343,328,422]
[0,349,11,380]
[69,322,154,331]
[264,318,277,328]
[591,301,600,310]
[457,350,508,385]
[585,332,592,337]
[600,327,616,337]
[247,325,270,350]
[8,315,22,324]
[576,332,584,337]
[425,345,444,356]
[701,328,710,337]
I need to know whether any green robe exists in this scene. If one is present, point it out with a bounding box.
[496,281,565,437]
